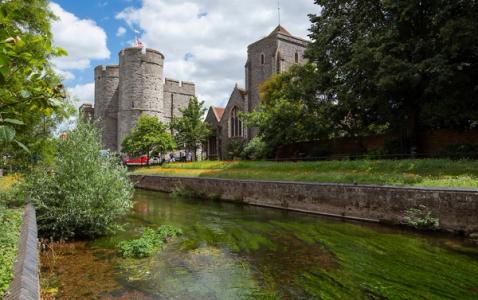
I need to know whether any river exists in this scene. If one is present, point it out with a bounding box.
[40,189,478,299]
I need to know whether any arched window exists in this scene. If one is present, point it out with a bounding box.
[260,53,265,65]
[295,52,299,63]
[230,107,243,137]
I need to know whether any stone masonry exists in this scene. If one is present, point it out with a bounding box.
[94,47,195,152]
[204,25,308,159]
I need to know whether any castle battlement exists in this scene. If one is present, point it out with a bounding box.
[164,78,195,95]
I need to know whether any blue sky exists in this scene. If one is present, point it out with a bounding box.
[50,0,319,109]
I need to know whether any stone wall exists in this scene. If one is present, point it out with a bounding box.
[163,78,195,124]
[130,175,478,235]
[4,204,39,300]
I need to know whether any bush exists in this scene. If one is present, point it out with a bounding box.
[118,225,182,258]
[21,120,134,240]
[402,205,439,230]
[227,139,245,159]
[437,144,478,160]
[0,207,23,297]
[241,137,270,160]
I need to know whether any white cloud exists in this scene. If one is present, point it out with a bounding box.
[116,0,318,108]
[67,83,95,108]
[49,2,110,71]
[116,26,127,37]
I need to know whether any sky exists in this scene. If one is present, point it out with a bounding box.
[50,0,319,110]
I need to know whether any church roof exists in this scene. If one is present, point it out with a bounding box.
[268,25,292,37]
[212,106,225,122]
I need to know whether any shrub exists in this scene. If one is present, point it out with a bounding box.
[437,144,478,160]
[21,120,134,240]
[118,225,182,258]
[0,207,23,297]
[402,205,439,230]
[227,139,245,159]
[241,137,270,160]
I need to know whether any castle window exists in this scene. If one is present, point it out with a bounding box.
[260,53,265,65]
[230,107,243,137]
[295,52,299,63]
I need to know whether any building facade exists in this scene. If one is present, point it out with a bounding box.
[93,47,195,152]
[204,25,308,159]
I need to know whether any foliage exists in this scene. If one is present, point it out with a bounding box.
[22,120,134,240]
[227,139,245,159]
[118,225,183,258]
[172,97,210,160]
[133,159,478,188]
[0,207,23,297]
[402,205,439,230]
[437,144,478,160]
[241,137,270,160]
[306,0,478,151]
[122,115,175,156]
[0,0,72,169]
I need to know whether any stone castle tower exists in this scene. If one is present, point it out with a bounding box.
[94,47,195,152]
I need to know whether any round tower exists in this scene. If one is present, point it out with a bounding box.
[117,48,165,151]
[102,65,120,151]
[94,65,105,122]
[94,65,120,151]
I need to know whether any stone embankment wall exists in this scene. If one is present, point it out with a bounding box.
[130,175,478,235]
[4,204,39,300]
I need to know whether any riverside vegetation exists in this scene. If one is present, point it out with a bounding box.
[132,159,478,188]
[0,176,23,297]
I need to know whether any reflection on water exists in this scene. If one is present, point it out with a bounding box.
[41,190,478,299]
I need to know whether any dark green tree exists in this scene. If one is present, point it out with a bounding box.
[307,0,478,152]
[122,115,176,159]
[172,97,210,160]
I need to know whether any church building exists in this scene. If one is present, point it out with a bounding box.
[204,25,308,160]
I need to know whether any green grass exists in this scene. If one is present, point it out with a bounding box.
[132,159,478,188]
[0,175,24,297]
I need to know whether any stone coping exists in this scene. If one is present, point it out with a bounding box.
[131,174,478,193]
[4,203,39,300]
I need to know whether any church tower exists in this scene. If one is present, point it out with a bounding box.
[245,25,308,138]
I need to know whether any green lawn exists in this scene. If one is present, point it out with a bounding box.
[0,176,23,297]
[131,159,478,188]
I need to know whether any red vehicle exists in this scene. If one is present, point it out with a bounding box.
[124,155,149,166]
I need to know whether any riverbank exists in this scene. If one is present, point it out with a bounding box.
[131,159,478,188]
[130,175,478,235]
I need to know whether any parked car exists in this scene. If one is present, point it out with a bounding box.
[125,155,149,166]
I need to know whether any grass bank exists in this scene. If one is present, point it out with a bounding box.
[131,159,478,188]
[0,175,23,297]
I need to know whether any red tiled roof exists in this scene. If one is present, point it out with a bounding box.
[212,106,225,122]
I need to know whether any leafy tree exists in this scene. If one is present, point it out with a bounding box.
[307,0,478,152]
[244,64,335,151]
[0,0,71,168]
[172,97,210,160]
[21,120,134,240]
[122,115,176,158]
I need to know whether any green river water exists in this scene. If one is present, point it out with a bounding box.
[41,190,478,299]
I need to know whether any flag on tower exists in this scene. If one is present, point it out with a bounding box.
[134,37,144,49]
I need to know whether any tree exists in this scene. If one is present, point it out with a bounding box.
[307,0,478,152]
[22,119,134,240]
[244,64,336,152]
[172,97,210,161]
[122,115,175,159]
[0,0,71,168]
